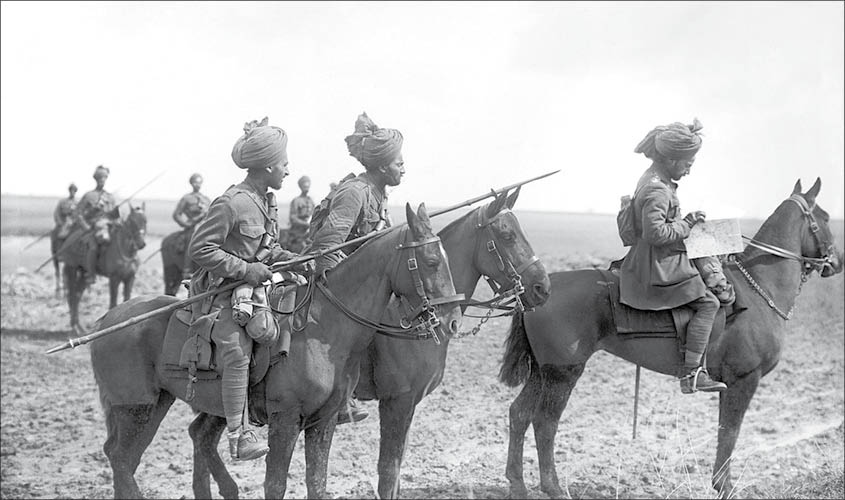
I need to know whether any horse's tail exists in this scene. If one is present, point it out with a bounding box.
[499,310,536,387]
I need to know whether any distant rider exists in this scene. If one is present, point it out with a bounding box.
[74,165,118,286]
[172,173,211,278]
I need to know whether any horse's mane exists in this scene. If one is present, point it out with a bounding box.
[438,206,481,239]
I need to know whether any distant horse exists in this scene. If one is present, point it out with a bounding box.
[160,228,195,296]
[50,225,71,297]
[498,178,843,499]
[351,189,551,499]
[88,203,464,499]
[61,205,147,334]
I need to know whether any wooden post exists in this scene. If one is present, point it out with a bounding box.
[632,364,641,440]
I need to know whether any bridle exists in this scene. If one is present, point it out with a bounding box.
[731,194,834,320]
[314,227,465,345]
[456,209,541,336]
[116,209,147,257]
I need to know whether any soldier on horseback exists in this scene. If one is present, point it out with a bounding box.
[172,173,211,279]
[187,117,304,462]
[75,165,118,286]
[307,111,404,424]
[286,175,316,253]
[53,182,78,240]
[619,119,728,394]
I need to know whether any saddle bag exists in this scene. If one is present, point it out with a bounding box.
[179,309,219,371]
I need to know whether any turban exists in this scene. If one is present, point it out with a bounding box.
[297,175,311,186]
[344,112,403,170]
[189,173,203,183]
[635,118,703,161]
[93,165,110,179]
[231,116,288,170]
[69,183,78,191]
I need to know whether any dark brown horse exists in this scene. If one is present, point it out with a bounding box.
[88,203,463,499]
[498,178,843,498]
[61,205,147,333]
[353,189,551,498]
[160,228,195,296]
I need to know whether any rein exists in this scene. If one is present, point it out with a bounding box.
[313,230,465,344]
[730,194,831,321]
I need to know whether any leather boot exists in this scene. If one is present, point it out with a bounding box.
[679,366,727,394]
[337,396,368,425]
[227,427,268,461]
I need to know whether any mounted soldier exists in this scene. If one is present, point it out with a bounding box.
[187,116,304,462]
[286,175,316,253]
[75,165,118,286]
[306,111,404,424]
[618,118,729,394]
[54,183,79,240]
[172,173,211,279]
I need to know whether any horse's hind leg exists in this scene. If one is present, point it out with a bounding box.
[533,363,585,498]
[104,392,176,499]
[713,369,760,499]
[189,412,237,499]
[506,368,544,499]
[377,393,417,499]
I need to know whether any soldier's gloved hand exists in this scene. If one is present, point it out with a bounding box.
[244,262,273,286]
[683,211,706,227]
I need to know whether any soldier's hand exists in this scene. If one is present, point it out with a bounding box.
[684,211,706,227]
[244,262,273,286]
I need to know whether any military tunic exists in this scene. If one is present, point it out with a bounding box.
[53,197,78,237]
[288,194,315,235]
[307,172,389,273]
[619,165,706,310]
[75,188,117,229]
[174,191,211,229]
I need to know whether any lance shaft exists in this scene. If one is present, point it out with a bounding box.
[45,170,560,354]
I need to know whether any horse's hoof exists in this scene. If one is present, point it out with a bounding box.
[71,324,87,336]
[541,484,565,499]
[508,485,529,499]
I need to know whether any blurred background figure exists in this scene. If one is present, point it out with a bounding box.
[74,165,117,286]
[171,173,211,278]
[286,175,315,253]
[53,182,79,241]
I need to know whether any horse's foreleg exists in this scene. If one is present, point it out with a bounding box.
[533,363,585,498]
[304,414,338,499]
[713,369,760,499]
[109,276,120,309]
[53,260,62,297]
[506,368,543,499]
[265,410,301,499]
[105,393,176,499]
[123,274,135,303]
[376,393,418,499]
[189,412,237,499]
[66,267,82,333]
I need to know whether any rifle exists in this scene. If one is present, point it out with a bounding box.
[45,169,560,354]
[34,172,166,272]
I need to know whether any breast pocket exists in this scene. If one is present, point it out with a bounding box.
[238,223,266,240]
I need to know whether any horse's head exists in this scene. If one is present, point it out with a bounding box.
[473,188,550,308]
[126,203,148,250]
[390,203,464,339]
[790,178,842,277]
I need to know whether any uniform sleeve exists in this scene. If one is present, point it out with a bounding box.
[53,201,64,227]
[172,195,190,228]
[309,186,365,271]
[188,199,248,280]
[639,184,691,247]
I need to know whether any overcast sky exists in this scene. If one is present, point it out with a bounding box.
[2,1,843,219]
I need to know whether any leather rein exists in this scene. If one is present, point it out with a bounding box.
[313,229,465,345]
[731,194,834,320]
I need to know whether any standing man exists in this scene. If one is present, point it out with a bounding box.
[307,111,404,424]
[75,165,117,286]
[287,175,315,253]
[54,183,79,240]
[188,116,302,461]
[173,173,211,278]
[618,118,727,394]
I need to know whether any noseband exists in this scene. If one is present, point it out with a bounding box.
[315,228,465,344]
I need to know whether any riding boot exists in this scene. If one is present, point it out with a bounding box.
[337,396,369,425]
[227,426,268,461]
[680,366,727,394]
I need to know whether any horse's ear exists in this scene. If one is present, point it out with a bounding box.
[805,177,821,204]
[486,192,508,219]
[792,179,802,195]
[415,203,433,234]
[406,202,423,240]
[505,186,521,210]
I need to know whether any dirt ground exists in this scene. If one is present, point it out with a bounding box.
[1,237,843,499]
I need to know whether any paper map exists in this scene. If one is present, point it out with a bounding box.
[685,218,744,259]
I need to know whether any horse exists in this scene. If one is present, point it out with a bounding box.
[347,188,552,499]
[50,225,70,297]
[498,178,843,499]
[160,228,195,296]
[88,203,464,499]
[61,204,147,333]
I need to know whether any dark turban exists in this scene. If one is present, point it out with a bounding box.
[93,165,110,179]
[344,112,403,170]
[635,118,703,161]
[231,116,288,170]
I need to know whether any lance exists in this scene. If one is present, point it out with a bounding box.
[45,170,560,354]
[141,247,163,265]
[34,172,166,272]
